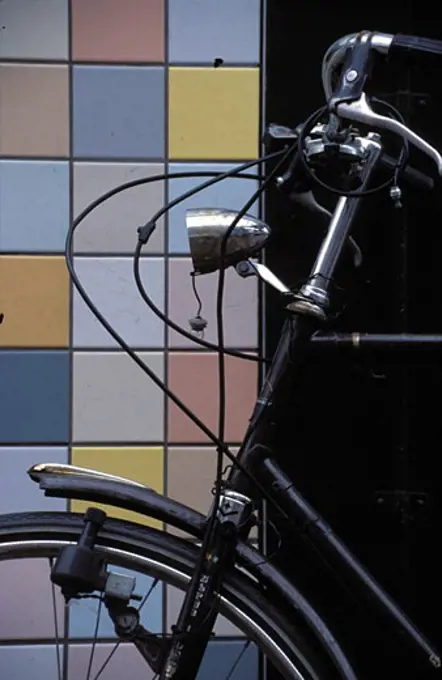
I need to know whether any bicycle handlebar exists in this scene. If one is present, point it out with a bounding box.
[322,31,442,175]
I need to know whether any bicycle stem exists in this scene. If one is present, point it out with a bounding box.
[227,136,383,493]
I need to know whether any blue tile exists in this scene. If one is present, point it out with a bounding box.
[169,0,260,64]
[197,640,258,679]
[0,447,68,513]
[73,66,165,159]
[0,351,70,443]
[0,645,62,679]
[168,163,259,253]
[0,161,69,253]
[69,567,163,638]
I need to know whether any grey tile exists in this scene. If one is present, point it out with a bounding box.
[168,163,258,253]
[73,162,165,254]
[0,0,68,60]
[73,257,165,348]
[168,258,258,348]
[73,66,165,159]
[0,446,67,513]
[0,351,70,443]
[73,351,164,442]
[68,643,156,679]
[168,0,260,64]
[0,645,62,678]
[0,161,69,253]
[0,559,65,639]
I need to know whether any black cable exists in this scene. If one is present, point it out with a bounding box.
[67,164,291,519]
[297,104,409,198]
[214,142,298,474]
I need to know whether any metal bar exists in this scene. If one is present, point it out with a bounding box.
[311,333,442,347]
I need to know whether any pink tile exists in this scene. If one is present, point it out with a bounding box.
[168,352,258,444]
[71,0,165,63]
[168,258,258,348]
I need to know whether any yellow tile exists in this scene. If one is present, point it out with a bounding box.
[71,447,164,529]
[0,256,69,347]
[169,67,260,160]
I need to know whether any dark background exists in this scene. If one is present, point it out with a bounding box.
[264,2,441,678]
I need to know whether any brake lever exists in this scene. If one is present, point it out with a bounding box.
[336,93,442,175]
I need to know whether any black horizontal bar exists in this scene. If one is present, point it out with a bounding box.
[311,333,442,347]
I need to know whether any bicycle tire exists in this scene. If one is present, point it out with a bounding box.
[0,511,338,680]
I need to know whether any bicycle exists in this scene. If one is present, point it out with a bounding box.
[0,29,441,680]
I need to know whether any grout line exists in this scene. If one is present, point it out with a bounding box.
[0,155,259,165]
[0,58,259,68]
[63,1,74,675]
[163,0,170,635]
[1,441,242,448]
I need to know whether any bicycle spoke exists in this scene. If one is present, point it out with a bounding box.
[49,558,62,680]
[86,596,103,680]
[225,640,251,680]
[92,577,159,680]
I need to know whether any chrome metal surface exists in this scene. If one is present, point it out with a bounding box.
[28,462,145,488]
[0,539,304,680]
[250,262,291,294]
[186,208,271,275]
[337,94,442,174]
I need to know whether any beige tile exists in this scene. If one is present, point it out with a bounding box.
[0,64,69,157]
[71,0,165,62]
[168,352,258,443]
[168,258,258,348]
[0,256,69,347]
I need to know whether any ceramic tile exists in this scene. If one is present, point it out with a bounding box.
[169,68,259,160]
[73,66,165,159]
[0,256,69,347]
[72,352,164,443]
[0,447,68,513]
[0,0,68,60]
[0,64,69,157]
[0,559,65,639]
[168,353,257,443]
[71,0,165,63]
[73,162,165,254]
[168,258,258,348]
[0,351,70,443]
[168,0,260,64]
[72,257,165,348]
[0,161,69,253]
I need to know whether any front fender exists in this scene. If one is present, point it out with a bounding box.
[28,463,356,680]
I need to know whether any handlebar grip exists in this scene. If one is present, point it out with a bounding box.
[392,34,442,57]
[380,153,435,191]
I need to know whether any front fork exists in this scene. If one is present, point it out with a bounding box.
[162,138,382,679]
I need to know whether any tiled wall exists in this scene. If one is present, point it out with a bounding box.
[0,0,263,676]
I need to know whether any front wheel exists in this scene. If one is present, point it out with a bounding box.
[0,511,337,680]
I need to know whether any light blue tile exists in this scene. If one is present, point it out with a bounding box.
[197,640,259,679]
[73,257,165,348]
[0,645,62,679]
[168,163,259,253]
[0,0,68,60]
[0,161,69,253]
[168,0,261,64]
[73,66,165,159]
[0,351,70,443]
[0,447,67,513]
[68,642,156,679]
[69,567,163,638]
